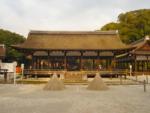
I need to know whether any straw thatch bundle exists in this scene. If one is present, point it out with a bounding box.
[44,73,65,91]
[87,73,108,90]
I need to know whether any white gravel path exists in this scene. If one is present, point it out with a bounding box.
[0,84,150,113]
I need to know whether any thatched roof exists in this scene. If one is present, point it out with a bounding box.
[0,44,6,59]
[13,30,131,51]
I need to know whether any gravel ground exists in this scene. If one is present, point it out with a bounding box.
[0,84,150,113]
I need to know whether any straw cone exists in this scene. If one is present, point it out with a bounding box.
[44,74,65,91]
[87,73,108,90]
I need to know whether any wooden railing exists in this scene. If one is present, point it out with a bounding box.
[24,69,66,78]
[132,71,150,76]
[23,69,128,78]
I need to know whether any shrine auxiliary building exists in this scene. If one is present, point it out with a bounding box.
[12,30,134,72]
[0,44,6,61]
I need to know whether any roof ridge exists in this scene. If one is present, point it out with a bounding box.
[29,30,117,35]
[130,38,145,45]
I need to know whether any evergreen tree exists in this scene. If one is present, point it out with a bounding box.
[0,29,26,61]
[101,9,150,44]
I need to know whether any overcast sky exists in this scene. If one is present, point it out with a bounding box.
[0,0,150,37]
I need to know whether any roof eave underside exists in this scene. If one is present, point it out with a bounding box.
[12,45,134,51]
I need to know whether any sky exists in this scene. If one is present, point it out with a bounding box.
[0,0,150,37]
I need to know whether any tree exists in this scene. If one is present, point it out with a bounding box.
[101,22,119,31]
[0,29,26,61]
[100,9,150,44]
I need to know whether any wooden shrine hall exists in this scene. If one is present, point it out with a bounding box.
[131,36,150,72]
[116,36,150,75]
[12,30,134,73]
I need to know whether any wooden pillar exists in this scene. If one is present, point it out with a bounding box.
[98,51,100,69]
[113,52,116,70]
[134,55,137,72]
[33,56,36,69]
[137,61,139,71]
[37,58,39,69]
[39,57,41,69]
[35,57,37,69]
[136,60,138,71]
[97,51,100,70]
[142,61,144,71]
[48,51,51,69]
[31,52,34,69]
[146,56,148,71]
[93,58,95,70]
[80,51,83,70]
[64,51,67,70]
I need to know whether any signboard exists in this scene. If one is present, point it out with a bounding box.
[0,63,16,72]
[136,56,147,61]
